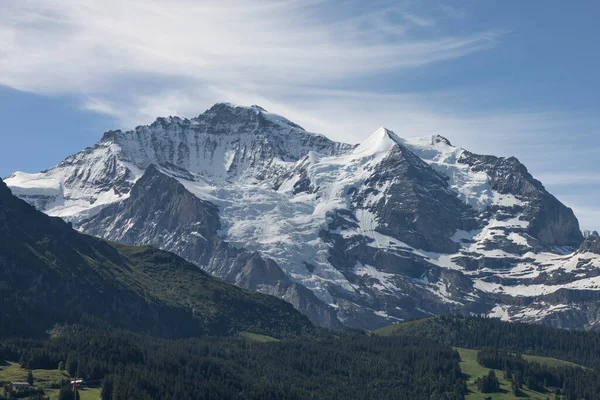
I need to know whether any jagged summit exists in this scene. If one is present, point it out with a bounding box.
[100,103,304,143]
[434,135,452,146]
[4,103,352,221]
[578,232,600,254]
[250,104,267,112]
[196,102,306,132]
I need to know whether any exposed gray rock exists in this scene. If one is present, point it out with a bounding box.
[578,231,600,254]
[357,140,478,253]
[104,103,353,181]
[459,152,584,247]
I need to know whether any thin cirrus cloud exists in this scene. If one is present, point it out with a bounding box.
[0,0,500,101]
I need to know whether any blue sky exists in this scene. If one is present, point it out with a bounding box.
[0,0,598,229]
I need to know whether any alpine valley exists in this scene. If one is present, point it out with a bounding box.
[6,103,600,330]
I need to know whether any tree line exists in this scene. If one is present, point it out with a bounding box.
[0,326,467,400]
[476,347,600,399]
[399,315,600,370]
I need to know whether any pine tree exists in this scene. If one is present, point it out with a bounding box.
[58,387,75,400]
[512,379,522,397]
[101,376,114,400]
[27,369,34,386]
[65,354,76,377]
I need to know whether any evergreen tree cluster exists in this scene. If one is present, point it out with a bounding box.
[391,315,600,370]
[477,347,600,400]
[474,370,500,393]
[0,326,466,400]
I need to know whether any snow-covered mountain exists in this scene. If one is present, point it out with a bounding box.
[6,103,600,330]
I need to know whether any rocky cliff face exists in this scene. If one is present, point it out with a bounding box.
[358,132,478,253]
[5,103,598,330]
[578,232,600,255]
[459,151,583,248]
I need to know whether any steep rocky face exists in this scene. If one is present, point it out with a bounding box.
[106,103,352,181]
[6,104,600,331]
[358,137,478,253]
[578,232,600,254]
[459,152,583,247]
[82,164,220,265]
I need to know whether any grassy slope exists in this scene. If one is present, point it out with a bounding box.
[0,361,68,383]
[45,388,101,400]
[372,318,433,337]
[239,332,280,343]
[111,242,312,336]
[457,348,553,400]
[0,361,100,399]
[375,320,587,399]
[522,354,582,369]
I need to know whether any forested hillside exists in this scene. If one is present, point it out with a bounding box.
[376,316,600,399]
[0,177,311,338]
[375,315,600,370]
[0,326,466,400]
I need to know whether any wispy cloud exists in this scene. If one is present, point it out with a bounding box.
[438,5,467,21]
[0,0,499,96]
[0,1,507,138]
[0,0,506,132]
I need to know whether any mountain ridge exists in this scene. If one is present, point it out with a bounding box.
[5,103,598,330]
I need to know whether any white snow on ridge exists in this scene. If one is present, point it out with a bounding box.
[474,253,600,297]
[5,143,142,222]
[354,262,399,292]
[167,127,412,305]
[171,129,597,310]
[351,127,400,158]
[401,135,525,212]
[5,171,62,197]
[204,128,410,303]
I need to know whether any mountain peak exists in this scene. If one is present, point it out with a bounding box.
[201,102,266,117]
[197,102,305,131]
[352,127,402,158]
[433,134,452,146]
[101,130,122,142]
[250,104,267,112]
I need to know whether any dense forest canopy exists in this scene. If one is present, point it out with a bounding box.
[376,315,600,370]
[0,326,466,400]
[4,317,600,399]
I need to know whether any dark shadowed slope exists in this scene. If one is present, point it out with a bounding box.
[0,178,312,338]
